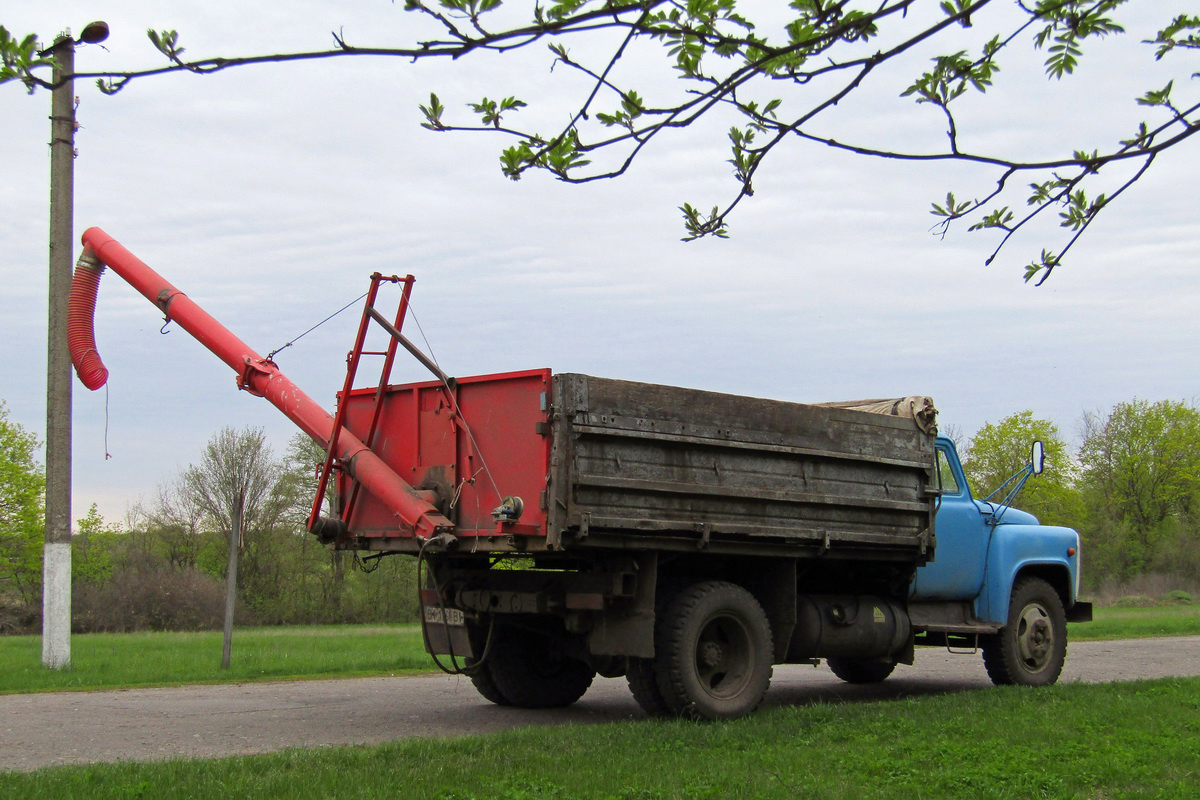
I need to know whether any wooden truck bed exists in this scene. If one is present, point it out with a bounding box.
[337,371,936,563]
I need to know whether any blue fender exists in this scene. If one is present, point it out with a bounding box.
[975,522,1083,624]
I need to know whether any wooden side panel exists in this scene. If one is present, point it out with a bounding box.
[549,374,935,560]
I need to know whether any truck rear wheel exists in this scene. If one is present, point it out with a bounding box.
[826,657,897,683]
[626,657,671,716]
[656,581,773,720]
[487,626,596,708]
[465,658,511,706]
[982,576,1067,687]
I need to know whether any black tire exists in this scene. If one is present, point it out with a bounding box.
[981,576,1067,687]
[655,581,773,720]
[826,657,897,684]
[465,658,511,706]
[626,656,671,717]
[487,627,596,708]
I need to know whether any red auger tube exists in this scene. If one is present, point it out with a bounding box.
[75,227,455,541]
[67,249,109,391]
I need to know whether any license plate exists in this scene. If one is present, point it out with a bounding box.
[423,606,465,626]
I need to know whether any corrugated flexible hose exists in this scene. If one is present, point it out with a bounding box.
[68,249,109,391]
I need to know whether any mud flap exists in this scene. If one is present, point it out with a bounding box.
[422,604,475,658]
[1066,601,1093,623]
[587,552,657,658]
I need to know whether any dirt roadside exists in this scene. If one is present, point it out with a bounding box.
[2,635,1196,773]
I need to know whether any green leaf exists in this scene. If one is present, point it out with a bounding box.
[1023,249,1059,284]
[148,29,184,60]
[968,207,1014,231]
[467,95,526,127]
[1119,122,1151,149]
[680,203,729,240]
[547,0,585,21]
[620,91,644,117]
[1136,81,1174,107]
[1144,14,1200,60]
[0,26,52,91]
[419,92,446,130]
[930,192,971,218]
[500,142,536,180]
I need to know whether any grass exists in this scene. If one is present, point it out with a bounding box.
[2,677,1198,798]
[0,604,1194,696]
[0,624,432,694]
[1070,603,1200,641]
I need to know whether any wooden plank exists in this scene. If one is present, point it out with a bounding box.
[568,422,932,470]
[577,474,930,514]
[570,376,932,462]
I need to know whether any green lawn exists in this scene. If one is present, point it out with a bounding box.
[1070,603,1200,640]
[3,677,1198,798]
[0,624,432,694]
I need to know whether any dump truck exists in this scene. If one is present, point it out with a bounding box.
[68,228,1092,720]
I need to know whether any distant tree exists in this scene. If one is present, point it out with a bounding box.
[267,432,423,625]
[181,427,287,589]
[71,504,122,587]
[2,2,1197,280]
[1079,399,1200,543]
[56,427,422,629]
[270,433,352,620]
[278,433,330,523]
[0,402,44,607]
[961,410,1082,526]
[940,422,967,453]
[145,478,211,571]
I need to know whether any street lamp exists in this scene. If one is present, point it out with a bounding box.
[43,20,109,670]
[78,21,110,45]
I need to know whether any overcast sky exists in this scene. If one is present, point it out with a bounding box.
[1,1,1197,527]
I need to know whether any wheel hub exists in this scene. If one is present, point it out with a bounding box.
[699,641,724,668]
[1016,604,1053,669]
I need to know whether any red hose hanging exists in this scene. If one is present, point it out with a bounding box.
[67,249,109,391]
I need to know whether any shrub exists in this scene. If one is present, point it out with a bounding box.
[1112,594,1156,608]
[0,597,39,634]
[1089,572,1200,607]
[1164,590,1194,605]
[73,551,252,632]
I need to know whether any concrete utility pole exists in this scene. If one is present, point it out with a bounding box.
[43,21,108,670]
[221,495,244,669]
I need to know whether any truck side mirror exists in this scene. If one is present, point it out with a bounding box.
[1030,440,1045,475]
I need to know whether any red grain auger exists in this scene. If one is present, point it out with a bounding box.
[70,227,458,547]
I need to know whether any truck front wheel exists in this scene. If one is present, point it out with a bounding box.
[486,626,596,708]
[656,581,773,720]
[982,576,1067,687]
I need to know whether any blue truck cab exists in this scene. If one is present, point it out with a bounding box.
[907,436,1092,686]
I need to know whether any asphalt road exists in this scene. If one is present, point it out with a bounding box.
[2,635,1197,772]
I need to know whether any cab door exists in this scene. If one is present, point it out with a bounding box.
[910,439,991,600]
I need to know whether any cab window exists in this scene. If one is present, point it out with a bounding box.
[937,448,962,495]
